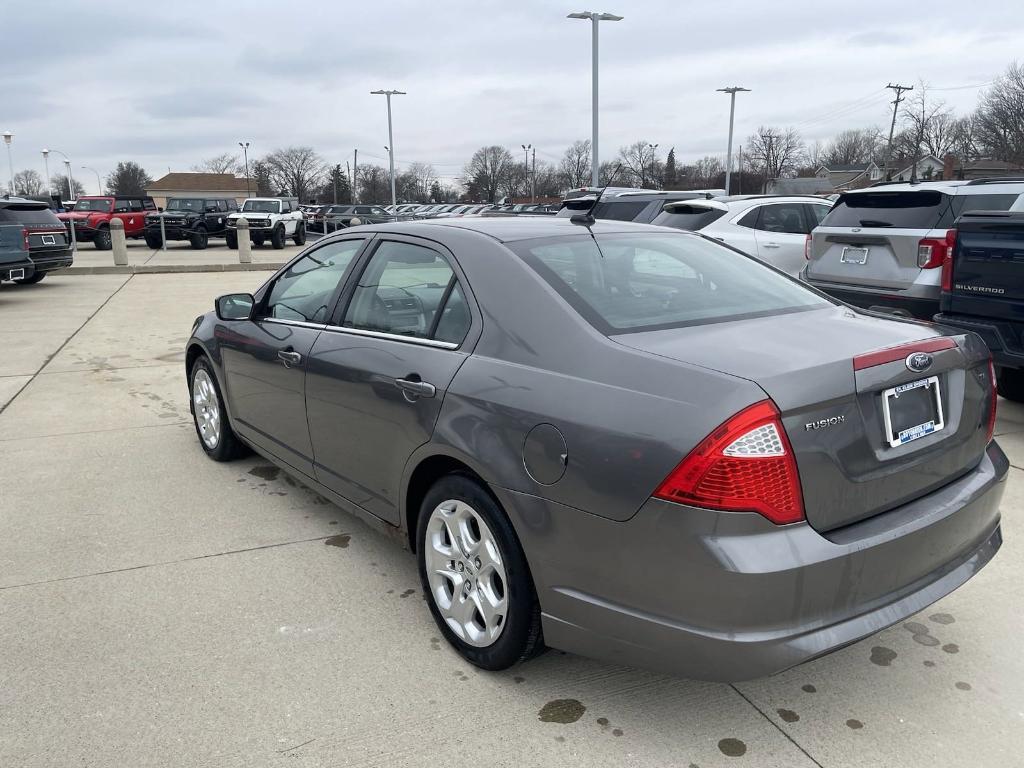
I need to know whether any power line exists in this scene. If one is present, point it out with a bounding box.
[930,80,994,91]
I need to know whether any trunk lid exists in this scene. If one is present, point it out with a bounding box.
[942,211,1024,320]
[613,305,993,532]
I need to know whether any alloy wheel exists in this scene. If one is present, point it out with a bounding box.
[192,368,221,449]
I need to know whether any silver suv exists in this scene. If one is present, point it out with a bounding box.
[802,179,1024,319]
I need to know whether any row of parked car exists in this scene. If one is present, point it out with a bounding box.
[297,201,558,232]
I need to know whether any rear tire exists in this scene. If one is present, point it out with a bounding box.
[190,356,247,461]
[271,225,286,250]
[226,231,238,250]
[93,226,112,250]
[253,235,265,247]
[144,232,162,249]
[417,473,544,670]
[190,226,208,250]
[293,221,306,246]
[15,271,45,285]
[997,367,1024,403]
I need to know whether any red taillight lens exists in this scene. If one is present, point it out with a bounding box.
[918,229,956,269]
[21,227,30,251]
[654,400,805,525]
[987,358,998,444]
[804,233,812,260]
[940,229,957,291]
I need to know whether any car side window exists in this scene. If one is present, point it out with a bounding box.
[807,204,831,226]
[128,199,143,212]
[755,204,807,235]
[264,239,365,323]
[142,199,156,211]
[432,282,471,344]
[343,241,460,340]
[354,206,372,214]
[113,199,130,213]
[736,208,760,228]
[225,199,238,211]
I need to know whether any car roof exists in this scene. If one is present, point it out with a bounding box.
[0,195,49,209]
[844,179,1024,195]
[339,214,674,243]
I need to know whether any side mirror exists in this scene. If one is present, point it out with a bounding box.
[215,293,254,321]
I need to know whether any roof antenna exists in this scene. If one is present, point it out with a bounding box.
[570,163,623,226]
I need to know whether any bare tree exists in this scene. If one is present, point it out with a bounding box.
[949,115,981,163]
[975,61,1024,164]
[191,153,242,175]
[13,169,43,195]
[462,146,515,203]
[559,140,591,189]
[263,146,326,201]
[682,156,726,189]
[902,84,954,174]
[822,128,880,167]
[50,173,85,198]
[616,141,662,188]
[404,161,437,201]
[356,164,390,203]
[745,126,806,186]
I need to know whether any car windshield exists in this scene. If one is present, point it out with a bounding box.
[166,199,203,211]
[512,232,830,333]
[242,200,281,213]
[72,198,112,212]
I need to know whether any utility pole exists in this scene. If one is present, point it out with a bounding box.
[531,147,536,203]
[883,83,913,181]
[352,149,358,203]
[762,130,778,193]
[521,144,531,202]
[346,161,352,203]
[717,86,750,195]
[737,145,743,194]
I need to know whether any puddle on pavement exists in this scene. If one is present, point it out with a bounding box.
[538,699,586,724]
[717,738,747,757]
[325,534,351,548]
[777,709,800,723]
[870,646,897,666]
[248,464,280,481]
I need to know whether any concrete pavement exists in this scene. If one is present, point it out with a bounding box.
[1,273,1022,767]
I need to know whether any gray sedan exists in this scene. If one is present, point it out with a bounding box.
[185,217,1006,681]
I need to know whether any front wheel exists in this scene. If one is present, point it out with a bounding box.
[417,474,544,670]
[15,271,45,285]
[190,227,208,250]
[271,225,286,249]
[293,221,306,245]
[190,357,247,461]
[144,232,162,249]
[93,226,112,250]
[997,367,1024,403]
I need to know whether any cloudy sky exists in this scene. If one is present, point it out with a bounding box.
[5,0,1023,190]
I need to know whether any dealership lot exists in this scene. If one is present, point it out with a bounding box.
[2,273,1023,767]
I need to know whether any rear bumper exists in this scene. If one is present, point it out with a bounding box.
[934,313,1024,369]
[29,248,74,272]
[495,442,1008,681]
[0,259,35,281]
[802,277,939,320]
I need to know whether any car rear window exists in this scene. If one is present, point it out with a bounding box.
[945,193,1022,223]
[591,201,649,221]
[651,206,726,231]
[511,232,830,334]
[822,191,950,229]
[0,204,62,225]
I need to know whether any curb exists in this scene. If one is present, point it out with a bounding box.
[57,262,285,275]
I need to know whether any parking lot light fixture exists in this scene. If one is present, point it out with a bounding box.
[82,166,102,195]
[49,149,75,201]
[41,149,51,200]
[717,86,750,195]
[239,142,251,197]
[567,11,623,188]
[3,131,14,195]
[521,144,531,200]
[371,89,406,210]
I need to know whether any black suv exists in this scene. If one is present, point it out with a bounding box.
[322,204,394,231]
[556,187,727,223]
[0,196,73,284]
[934,210,1024,402]
[144,197,238,249]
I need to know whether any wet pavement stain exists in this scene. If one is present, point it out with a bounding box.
[870,646,897,666]
[801,684,817,693]
[717,738,747,757]
[248,465,280,481]
[554,736,565,743]
[324,534,351,548]
[328,520,338,525]
[913,634,940,647]
[513,676,526,684]
[955,681,972,691]
[429,637,441,651]
[400,588,416,598]
[777,709,800,723]
[942,643,959,654]
[930,612,955,625]
[612,729,623,737]
[596,717,609,727]
[904,621,931,635]
[846,719,864,730]
[924,660,936,667]
[538,699,586,724]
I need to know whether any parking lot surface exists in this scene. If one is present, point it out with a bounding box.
[2,273,1023,767]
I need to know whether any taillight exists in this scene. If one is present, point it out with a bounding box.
[654,400,805,525]
[21,227,29,251]
[804,233,812,260]
[918,229,956,269]
[940,231,957,291]
[987,358,998,444]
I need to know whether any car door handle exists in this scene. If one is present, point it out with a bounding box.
[763,241,781,248]
[395,377,436,398]
[277,350,302,368]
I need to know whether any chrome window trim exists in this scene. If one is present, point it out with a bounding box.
[261,317,327,330]
[323,324,460,350]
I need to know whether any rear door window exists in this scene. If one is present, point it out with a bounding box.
[754,203,810,234]
[821,191,951,229]
[592,201,648,221]
[652,206,726,231]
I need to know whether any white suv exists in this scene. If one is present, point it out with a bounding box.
[226,197,306,250]
[651,195,833,277]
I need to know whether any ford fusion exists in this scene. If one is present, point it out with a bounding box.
[185,217,1005,681]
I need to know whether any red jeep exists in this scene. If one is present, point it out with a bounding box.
[57,196,156,250]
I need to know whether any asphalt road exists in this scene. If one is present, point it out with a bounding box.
[1,273,1022,767]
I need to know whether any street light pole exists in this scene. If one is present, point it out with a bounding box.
[371,89,406,210]
[50,149,75,201]
[644,143,658,188]
[41,149,51,200]
[521,144,531,201]
[82,166,102,195]
[717,86,750,195]
[239,142,251,197]
[568,11,622,188]
[3,131,14,194]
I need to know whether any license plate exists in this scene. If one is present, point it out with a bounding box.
[841,246,869,265]
[41,234,56,245]
[882,376,944,448]
[9,268,25,280]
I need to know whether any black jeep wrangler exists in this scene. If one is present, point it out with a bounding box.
[143,197,238,250]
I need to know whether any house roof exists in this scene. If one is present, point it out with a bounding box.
[146,173,253,192]
[824,163,873,173]
[829,170,868,187]
[960,159,1024,171]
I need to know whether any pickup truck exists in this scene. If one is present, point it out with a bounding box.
[57,195,156,250]
[934,210,1024,402]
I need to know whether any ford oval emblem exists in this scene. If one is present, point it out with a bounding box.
[906,352,933,373]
